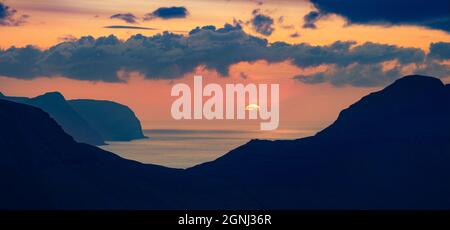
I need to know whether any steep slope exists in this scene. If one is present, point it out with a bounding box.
[316,75,450,141]
[26,92,105,145]
[69,99,146,141]
[0,99,252,209]
[0,92,147,144]
[189,75,450,209]
[0,99,197,209]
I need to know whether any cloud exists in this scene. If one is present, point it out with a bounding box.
[144,6,188,20]
[0,2,28,26]
[0,45,43,78]
[302,11,321,29]
[295,60,450,87]
[0,24,448,86]
[277,16,295,30]
[290,32,300,38]
[240,72,248,79]
[110,13,138,24]
[292,41,438,87]
[309,0,450,32]
[255,0,264,6]
[104,25,157,30]
[429,42,450,60]
[295,63,403,87]
[249,10,274,36]
[58,34,78,42]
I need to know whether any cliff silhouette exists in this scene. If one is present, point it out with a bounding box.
[0,92,146,145]
[69,99,146,141]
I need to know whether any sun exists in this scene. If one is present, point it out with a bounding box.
[245,104,260,111]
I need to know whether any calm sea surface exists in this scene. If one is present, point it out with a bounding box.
[100,129,315,169]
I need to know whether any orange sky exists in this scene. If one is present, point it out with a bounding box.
[0,0,449,131]
[1,0,449,49]
[0,61,377,131]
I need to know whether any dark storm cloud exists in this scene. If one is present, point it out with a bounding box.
[0,2,28,26]
[144,6,188,20]
[104,25,157,30]
[249,11,275,36]
[0,24,448,87]
[110,13,138,24]
[309,0,450,32]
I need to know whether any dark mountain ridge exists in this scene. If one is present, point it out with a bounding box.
[0,99,244,209]
[316,75,450,141]
[0,75,449,209]
[0,92,146,145]
[0,99,254,209]
[188,75,450,209]
[26,92,105,145]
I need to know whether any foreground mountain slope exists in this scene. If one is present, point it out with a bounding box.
[0,99,252,209]
[0,99,178,208]
[69,99,146,141]
[189,75,450,209]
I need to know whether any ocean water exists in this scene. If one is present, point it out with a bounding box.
[100,129,315,169]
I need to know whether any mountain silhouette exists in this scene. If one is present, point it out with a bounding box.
[0,93,28,103]
[0,92,105,145]
[0,98,250,209]
[69,99,146,141]
[0,92,147,145]
[188,75,450,209]
[0,75,449,209]
[316,75,450,141]
[0,98,222,209]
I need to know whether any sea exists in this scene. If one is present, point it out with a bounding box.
[100,129,316,169]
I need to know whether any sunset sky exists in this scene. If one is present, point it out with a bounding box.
[1,0,449,131]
